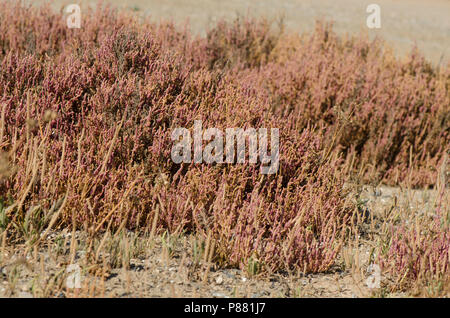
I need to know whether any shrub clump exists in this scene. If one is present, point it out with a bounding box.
[0,3,448,275]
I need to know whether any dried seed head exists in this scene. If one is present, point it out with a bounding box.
[26,118,38,129]
[0,152,12,178]
[43,110,58,123]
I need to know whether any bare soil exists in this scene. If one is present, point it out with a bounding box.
[38,0,450,65]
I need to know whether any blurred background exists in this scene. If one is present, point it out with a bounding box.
[33,0,450,65]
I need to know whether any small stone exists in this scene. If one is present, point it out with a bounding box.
[215,275,223,285]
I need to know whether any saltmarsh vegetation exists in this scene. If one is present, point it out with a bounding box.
[0,2,448,295]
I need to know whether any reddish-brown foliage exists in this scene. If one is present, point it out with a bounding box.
[0,2,448,274]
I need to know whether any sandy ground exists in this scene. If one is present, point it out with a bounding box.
[35,0,450,65]
[2,185,445,298]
